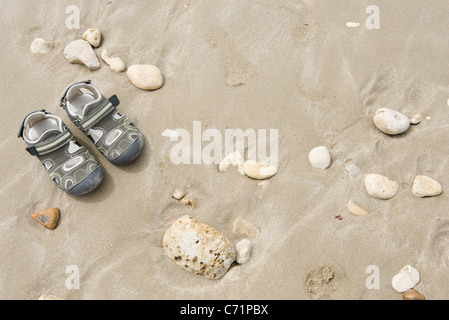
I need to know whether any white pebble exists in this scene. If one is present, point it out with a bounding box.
[392,265,420,293]
[219,151,245,175]
[82,28,102,48]
[373,108,410,135]
[101,49,126,73]
[243,160,278,180]
[64,39,101,70]
[364,173,398,200]
[346,22,360,27]
[172,189,186,200]
[235,239,252,264]
[127,64,164,90]
[412,175,443,198]
[410,114,422,125]
[347,200,368,216]
[309,146,331,169]
[30,38,53,54]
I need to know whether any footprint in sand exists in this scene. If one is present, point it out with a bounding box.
[304,263,345,300]
[421,220,449,270]
[212,29,252,88]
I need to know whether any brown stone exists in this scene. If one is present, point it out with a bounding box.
[402,289,426,300]
[32,208,60,230]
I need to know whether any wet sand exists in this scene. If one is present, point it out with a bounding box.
[1,0,449,299]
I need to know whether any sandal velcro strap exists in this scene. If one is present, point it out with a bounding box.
[79,95,120,131]
[26,128,73,156]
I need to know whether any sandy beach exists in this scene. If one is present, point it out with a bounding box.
[1,0,449,300]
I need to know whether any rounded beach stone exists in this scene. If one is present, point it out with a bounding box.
[127,64,164,90]
[243,160,278,180]
[82,28,102,48]
[373,108,410,135]
[64,39,101,70]
[412,175,443,198]
[235,239,252,264]
[309,146,331,169]
[30,38,54,54]
[364,173,398,200]
[392,265,420,293]
[163,216,235,280]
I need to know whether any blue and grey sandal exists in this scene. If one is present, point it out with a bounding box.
[18,110,104,196]
[60,81,144,165]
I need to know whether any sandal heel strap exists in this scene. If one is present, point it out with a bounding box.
[60,80,92,109]
[18,110,51,139]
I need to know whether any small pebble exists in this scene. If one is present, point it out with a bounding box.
[412,175,443,198]
[38,295,64,300]
[82,28,102,48]
[127,64,164,90]
[373,108,410,135]
[32,208,60,230]
[181,198,196,210]
[402,289,426,300]
[218,151,245,175]
[309,146,331,169]
[410,114,422,125]
[64,39,101,70]
[233,218,259,238]
[243,160,278,180]
[347,200,368,216]
[172,189,186,200]
[235,239,252,264]
[392,265,420,293]
[426,116,432,121]
[346,22,361,27]
[101,49,126,73]
[364,173,398,200]
[30,38,54,54]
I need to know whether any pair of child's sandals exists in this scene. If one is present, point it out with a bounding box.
[18,81,144,196]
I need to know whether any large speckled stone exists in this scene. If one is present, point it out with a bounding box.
[163,216,235,280]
